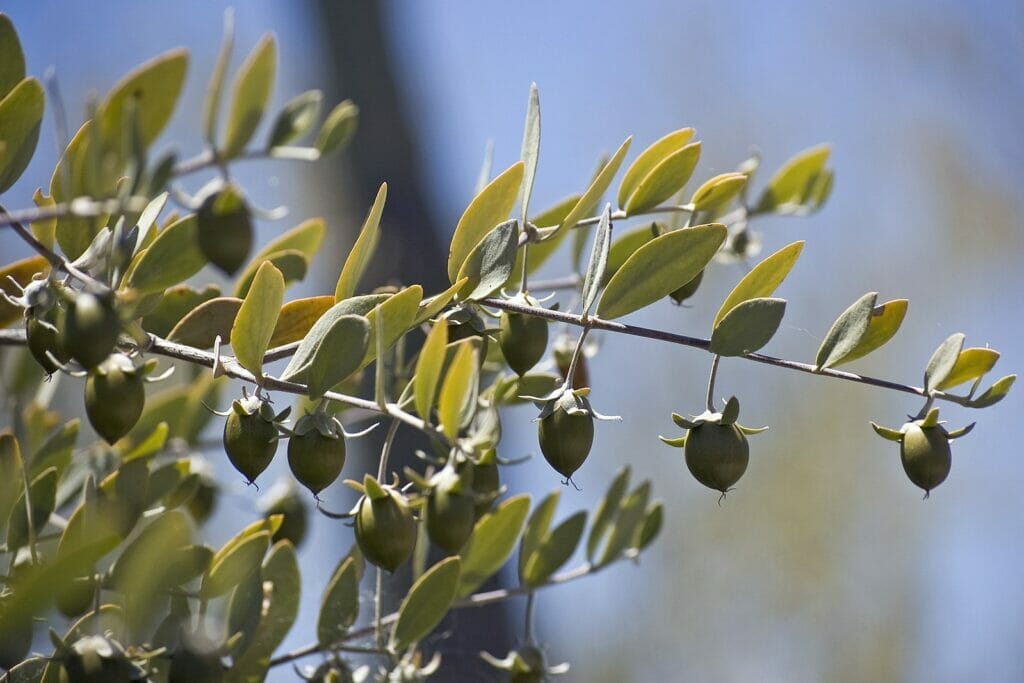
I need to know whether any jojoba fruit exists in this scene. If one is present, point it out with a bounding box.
[471,458,500,517]
[355,483,417,572]
[26,312,68,373]
[425,467,476,554]
[222,398,280,485]
[197,184,253,276]
[538,402,594,480]
[900,423,951,495]
[60,291,120,370]
[84,354,145,444]
[684,423,749,493]
[498,295,549,376]
[288,430,346,496]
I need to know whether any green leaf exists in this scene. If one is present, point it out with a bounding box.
[814,292,877,371]
[267,89,322,148]
[579,204,613,317]
[233,250,307,299]
[0,77,44,193]
[0,433,24,529]
[0,14,26,99]
[936,347,1000,391]
[269,295,338,348]
[714,241,803,327]
[7,467,57,550]
[336,184,387,301]
[167,297,243,349]
[557,137,632,237]
[222,34,276,159]
[448,161,524,283]
[121,422,169,461]
[599,224,726,320]
[834,298,908,366]
[518,82,541,224]
[315,99,358,156]
[600,223,657,287]
[318,556,360,646]
[506,194,582,289]
[969,374,1015,408]
[490,372,561,406]
[438,341,478,440]
[413,278,468,327]
[623,141,701,216]
[126,214,206,293]
[279,294,386,376]
[389,557,461,652]
[230,261,285,377]
[635,501,663,551]
[755,144,831,213]
[597,482,650,568]
[52,122,96,259]
[235,217,325,298]
[457,494,530,598]
[618,128,694,208]
[522,510,586,588]
[709,297,787,356]
[518,490,561,579]
[587,466,630,562]
[228,542,300,683]
[202,530,271,599]
[28,419,79,481]
[362,285,423,367]
[924,333,965,393]
[690,172,747,213]
[414,321,448,420]
[98,49,188,155]
[456,219,519,300]
[203,8,234,146]
[304,315,371,399]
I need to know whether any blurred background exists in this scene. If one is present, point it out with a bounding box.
[3,1,1022,680]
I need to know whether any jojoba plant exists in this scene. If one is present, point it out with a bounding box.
[0,12,1014,681]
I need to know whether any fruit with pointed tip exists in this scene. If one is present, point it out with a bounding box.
[355,479,417,572]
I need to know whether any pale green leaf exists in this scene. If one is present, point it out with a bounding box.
[448,162,524,283]
[222,34,276,159]
[618,128,694,208]
[623,141,701,216]
[98,49,188,155]
[203,9,234,145]
[937,347,1000,391]
[635,501,663,551]
[230,261,285,377]
[414,321,448,420]
[456,219,519,300]
[126,214,206,294]
[438,341,478,440]
[167,296,242,349]
[362,285,423,367]
[0,77,44,193]
[587,466,631,562]
[305,315,371,399]
[557,137,632,237]
[598,224,726,320]
[336,184,387,300]
[269,295,338,348]
[315,100,358,155]
[202,531,270,599]
[580,204,613,317]
[0,14,26,100]
[814,292,877,370]
[835,299,908,366]
[709,297,787,356]
[267,89,322,148]
[600,223,657,287]
[413,278,468,327]
[713,241,803,327]
[690,172,747,213]
[279,294,386,376]
[924,333,965,393]
[518,83,541,224]
[755,144,831,212]
[522,511,586,588]
[457,494,530,598]
[235,217,325,297]
[317,557,360,646]
[969,374,1015,408]
[518,490,560,579]
[390,557,461,652]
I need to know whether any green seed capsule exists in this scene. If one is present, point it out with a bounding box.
[425,468,476,554]
[538,407,594,480]
[197,184,253,276]
[684,423,749,493]
[498,296,549,376]
[84,355,145,444]
[223,399,279,485]
[61,292,120,370]
[288,430,346,496]
[26,312,68,373]
[900,423,951,495]
[355,486,417,572]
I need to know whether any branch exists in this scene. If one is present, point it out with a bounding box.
[267,564,593,668]
[479,296,954,404]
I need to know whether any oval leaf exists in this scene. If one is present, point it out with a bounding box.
[0,76,44,193]
[835,299,908,366]
[222,34,276,158]
[814,292,877,370]
[457,494,531,598]
[518,490,561,579]
[924,333,965,393]
[141,284,221,337]
[600,223,657,288]
[755,144,831,213]
[557,137,632,237]
[389,557,461,652]
[315,100,358,155]
[267,89,322,148]
[690,172,747,213]
[448,162,524,283]
[714,241,803,327]
[362,285,423,367]
[269,295,336,348]
[518,83,541,223]
[336,184,387,301]
[618,129,694,208]
[167,297,242,348]
[587,466,630,562]
[598,224,727,320]
[580,204,613,317]
[126,214,206,294]
[317,557,360,646]
[438,341,478,440]
[306,315,371,399]
[0,15,26,99]
[413,278,468,327]
[709,297,787,357]
[414,321,448,420]
[623,141,701,216]
[279,294,387,377]
[230,261,285,377]
[0,255,49,328]
[98,49,188,155]
[236,217,325,297]
[597,482,650,568]
[937,347,1000,391]
[7,467,57,550]
[202,531,270,599]
[456,219,519,300]
[522,510,586,588]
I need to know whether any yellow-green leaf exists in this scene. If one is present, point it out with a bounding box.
[167,297,243,349]
[202,531,270,599]
[937,347,1000,391]
[623,141,701,216]
[389,557,461,652]
[315,99,358,156]
[506,194,582,289]
[924,333,965,393]
[0,76,44,193]
[235,217,324,297]
[269,295,335,348]
[457,494,530,598]
[413,278,468,327]
[317,556,359,646]
[755,144,831,212]
[617,129,694,208]
[230,261,285,377]
[336,183,386,301]
[126,214,206,294]
[557,137,632,237]
[31,188,57,249]
[709,297,787,357]
[690,172,747,213]
[361,285,422,367]
[437,341,478,440]
[814,292,877,371]
[0,14,26,99]
[714,241,804,327]
[838,299,908,366]
[598,224,726,320]
[98,49,188,155]
[279,294,386,379]
[222,34,276,159]
[448,162,524,283]
[267,89,322,148]
[305,315,370,399]
[600,223,657,287]
[414,321,448,420]
[233,249,308,299]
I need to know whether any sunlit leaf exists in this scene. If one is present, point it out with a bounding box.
[315,99,358,156]
[317,556,359,646]
[618,129,694,208]
[835,299,908,366]
[597,482,650,568]
[0,76,44,193]
[414,321,448,420]
[600,223,657,287]
[230,261,285,377]
[126,214,206,294]
[709,297,787,357]
[222,34,276,158]
[924,333,965,393]
[714,241,803,327]
[267,89,322,148]
[518,83,541,224]
[269,295,336,348]
[7,467,57,550]
[557,137,632,237]
[937,347,1000,391]
[755,144,831,213]
[623,141,701,216]
[690,172,747,213]
[456,219,519,300]
[448,162,524,283]
[438,341,478,440]
[279,294,386,377]
[506,194,582,289]
[336,184,387,301]
[457,494,530,598]
[579,204,613,317]
[390,557,461,652]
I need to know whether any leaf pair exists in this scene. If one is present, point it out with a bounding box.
[618,129,702,216]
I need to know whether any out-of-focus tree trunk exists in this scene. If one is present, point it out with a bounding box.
[310,3,512,679]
